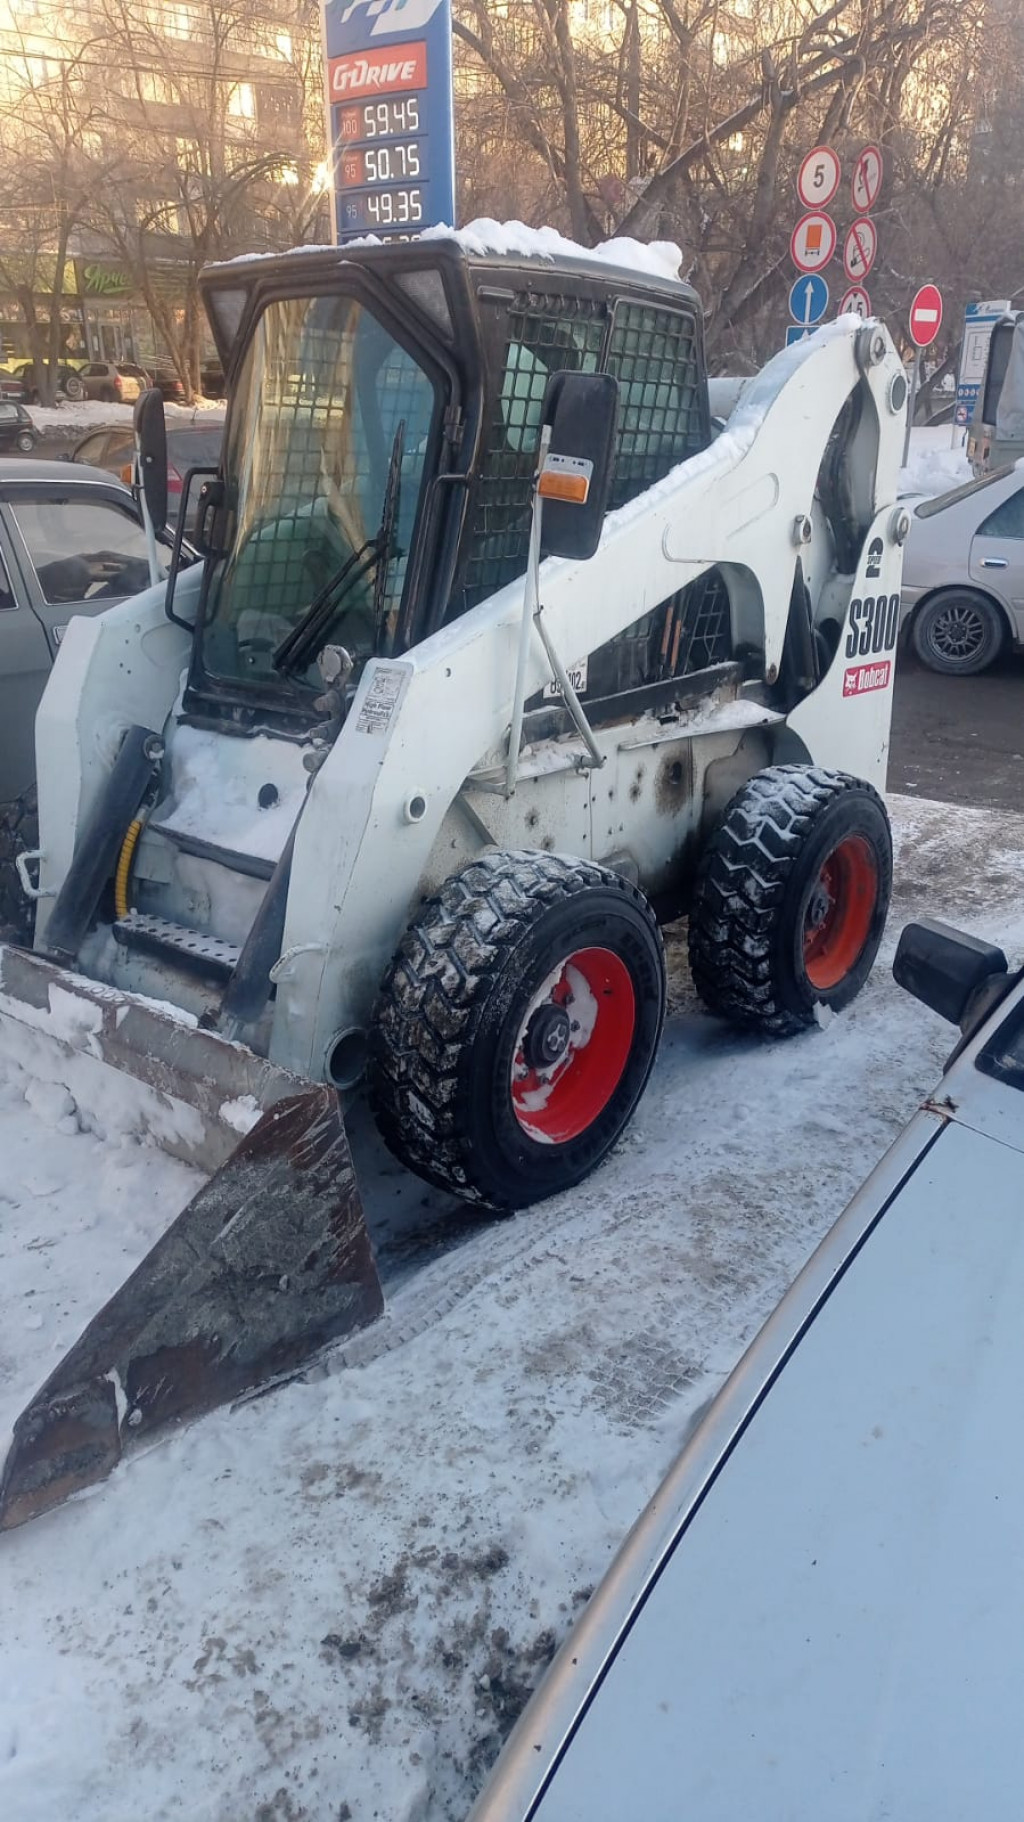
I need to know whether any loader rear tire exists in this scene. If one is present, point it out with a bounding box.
[688,765,891,1036]
[368,851,666,1211]
[0,786,38,945]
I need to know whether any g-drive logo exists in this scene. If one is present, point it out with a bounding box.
[329,40,427,95]
[339,0,444,35]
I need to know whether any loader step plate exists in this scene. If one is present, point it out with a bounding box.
[114,912,242,979]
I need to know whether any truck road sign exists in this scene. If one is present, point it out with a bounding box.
[789,273,829,325]
[791,211,836,274]
[843,217,878,283]
[797,146,841,210]
[909,284,943,348]
[851,144,883,212]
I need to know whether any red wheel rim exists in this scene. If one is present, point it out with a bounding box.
[803,835,879,991]
[511,947,636,1145]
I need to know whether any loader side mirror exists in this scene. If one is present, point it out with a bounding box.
[134,387,168,535]
[537,371,618,560]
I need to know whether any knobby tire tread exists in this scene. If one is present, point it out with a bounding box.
[369,850,653,1208]
[688,764,888,1036]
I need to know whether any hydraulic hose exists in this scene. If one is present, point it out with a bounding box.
[114,818,144,920]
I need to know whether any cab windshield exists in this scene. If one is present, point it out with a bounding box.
[198,291,439,690]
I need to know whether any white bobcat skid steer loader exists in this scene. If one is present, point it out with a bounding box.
[0,228,909,1527]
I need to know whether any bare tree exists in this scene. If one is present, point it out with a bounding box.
[453,0,990,367]
[84,0,326,398]
[0,27,111,402]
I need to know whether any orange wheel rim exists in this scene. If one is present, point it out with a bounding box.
[510,947,636,1145]
[803,835,878,991]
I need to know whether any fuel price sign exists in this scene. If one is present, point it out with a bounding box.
[323,0,455,241]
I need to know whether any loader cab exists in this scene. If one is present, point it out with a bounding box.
[183,237,713,737]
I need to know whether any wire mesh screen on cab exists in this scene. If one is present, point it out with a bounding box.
[458,291,706,616]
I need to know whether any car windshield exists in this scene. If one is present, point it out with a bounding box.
[197,291,439,691]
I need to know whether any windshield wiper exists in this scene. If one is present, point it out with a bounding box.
[272,419,406,677]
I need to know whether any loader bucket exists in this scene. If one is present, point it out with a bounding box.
[0,946,383,1530]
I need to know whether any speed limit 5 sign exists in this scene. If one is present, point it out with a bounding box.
[797,146,841,210]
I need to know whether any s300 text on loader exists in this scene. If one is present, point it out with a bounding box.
[0,226,910,1528]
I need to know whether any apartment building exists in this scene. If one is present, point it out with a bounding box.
[0,0,327,369]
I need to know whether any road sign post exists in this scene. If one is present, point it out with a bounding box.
[788,273,829,328]
[323,0,455,242]
[903,285,944,465]
[839,286,871,319]
[797,146,841,210]
[843,217,878,284]
[851,145,883,213]
[791,211,837,274]
[909,283,943,348]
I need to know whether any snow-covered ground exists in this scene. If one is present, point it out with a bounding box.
[898,422,972,499]
[27,399,225,437]
[2,793,1023,1822]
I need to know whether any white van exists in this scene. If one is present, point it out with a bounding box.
[470,919,1024,1822]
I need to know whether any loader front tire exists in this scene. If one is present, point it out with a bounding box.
[0,786,38,945]
[688,766,891,1036]
[369,851,666,1211]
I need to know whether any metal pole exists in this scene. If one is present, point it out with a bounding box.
[902,351,920,468]
[506,426,551,797]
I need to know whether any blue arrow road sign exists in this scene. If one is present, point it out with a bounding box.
[786,325,814,347]
[789,273,829,326]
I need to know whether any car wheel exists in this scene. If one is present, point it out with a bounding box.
[911,589,1005,676]
[369,851,666,1210]
[99,385,115,403]
[689,765,892,1036]
[16,431,35,453]
[63,373,85,401]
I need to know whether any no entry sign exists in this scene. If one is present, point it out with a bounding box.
[909,284,943,347]
[791,211,837,274]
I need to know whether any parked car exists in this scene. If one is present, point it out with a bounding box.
[71,420,224,532]
[148,366,187,404]
[470,915,1024,1822]
[0,403,38,454]
[0,458,178,935]
[76,360,151,403]
[13,361,86,403]
[901,460,1024,674]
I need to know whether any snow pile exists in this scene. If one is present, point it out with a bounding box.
[1,795,1023,1821]
[214,221,685,283]
[157,724,308,863]
[899,424,972,500]
[421,217,683,283]
[28,400,226,435]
